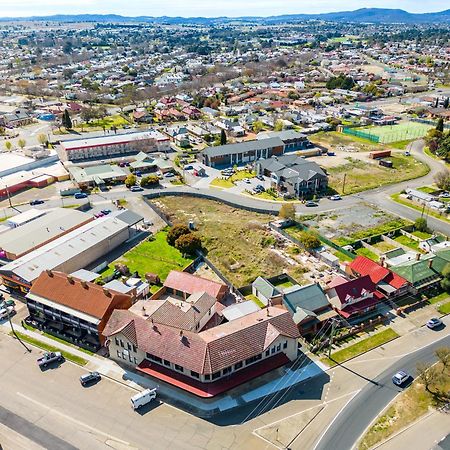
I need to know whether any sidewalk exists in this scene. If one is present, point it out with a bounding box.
[1,321,326,418]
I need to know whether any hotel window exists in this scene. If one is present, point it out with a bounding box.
[190,371,200,379]
[127,343,132,351]
[119,339,124,348]
[211,371,221,380]
[163,360,171,367]
[116,350,121,358]
[132,345,137,353]
[283,341,288,349]
[265,349,270,357]
[245,354,262,366]
[205,374,211,381]
[174,364,184,372]
[276,344,281,352]
[222,366,232,375]
[115,337,119,346]
[134,357,137,364]
[234,361,243,370]
[271,347,276,354]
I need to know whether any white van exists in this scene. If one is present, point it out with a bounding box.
[130,388,157,410]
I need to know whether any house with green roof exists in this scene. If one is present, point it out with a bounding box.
[282,283,337,336]
[130,152,173,174]
[391,249,450,292]
[251,277,281,306]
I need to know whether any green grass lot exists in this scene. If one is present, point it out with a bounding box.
[210,170,255,189]
[427,292,449,305]
[438,301,450,315]
[76,114,131,132]
[358,122,433,144]
[245,294,265,308]
[101,231,193,282]
[355,247,379,261]
[394,234,421,251]
[424,146,450,168]
[323,328,399,366]
[11,332,88,365]
[155,196,308,286]
[328,155,429,195]
[332,249,355,263]
[333,219,409,246]
[359,362,450,449]
[417,186,436,194]
[371,240,397,253]
[309,131,383,153]
[391,193,450,224]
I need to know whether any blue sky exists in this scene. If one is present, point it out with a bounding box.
[0,0,448,17]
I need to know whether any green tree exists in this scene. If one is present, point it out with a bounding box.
[17,139,26,150]
[125,174,137,187]
[297,231,321,251]
[441,263,450,292]
[274,120,284,132]
[434,169,450,191]
[279,203,296,221]
[167,224,191,246]
[414,217,429,233]
[62,109,72,129]
[436,118,444,133]
[252,121,264,133]
[140,175,159,187]
[220,129,227,146]
[175,233,202,255]
[37,133,47,146]
[4,141,12,151]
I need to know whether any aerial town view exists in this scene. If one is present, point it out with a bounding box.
[0,1,449,449]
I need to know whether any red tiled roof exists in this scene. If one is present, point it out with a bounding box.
[104,307,299,375]
[337,296,380,318]
[163,271,227,299]
[28,271,132,319]
[331,275,378,306]
[349,256,408,289]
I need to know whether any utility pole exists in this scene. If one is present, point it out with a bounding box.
[342,173,347,195]
[328,318,338,358]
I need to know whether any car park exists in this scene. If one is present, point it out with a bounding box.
[130,185,144,192]
[426,317,443,329]
[74,192,88,199]
[392,370,410,386]
[329,195,341,201]
[80,371,101,387]
[305,201,318,207]
[29,199,45,205]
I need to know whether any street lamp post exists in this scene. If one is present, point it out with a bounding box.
[8,314,31,353]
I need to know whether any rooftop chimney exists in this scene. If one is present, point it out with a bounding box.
[266,308,270,317]
[428,259,433,269]
[67,275,74,284]
[416,253,421,261]
[103,288,111,297]
[46,269,53,277]
[81,281,88,289]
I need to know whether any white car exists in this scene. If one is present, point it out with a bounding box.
[392,370,410,386]
[426,317,443,329]
[0,306,14,320]
[329,195,342,201]
[242,178,251,184]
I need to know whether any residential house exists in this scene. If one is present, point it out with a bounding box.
[26,271,133,350]
[257,130,312,152]
[282,283,337,337]
[419,236,450,254]
[256,154,328,198]
[252,277,282,306]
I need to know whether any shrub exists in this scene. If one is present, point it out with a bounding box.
[167,224,191,246]
[297,231,321,251]
[175,233,202,255]
[279,203,296,221]
[141,175,159,187]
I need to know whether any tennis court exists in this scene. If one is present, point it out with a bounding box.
[358,121,434,144]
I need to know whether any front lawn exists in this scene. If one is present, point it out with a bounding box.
[427,292,449,305]
[355,247,379,261]
[324,328,399,365]
[76,114,131,132]
[210,170,255,189]
[394,234,421,251]
[102,231,194,282]
[438,301,450,315]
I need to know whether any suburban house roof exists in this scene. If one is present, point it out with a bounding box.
[349,256,408,290]
[129,292,217,331]
[252,277,280,300]
[27,271,132,320]
[257,130,307,142]
[202,137,284,158]
[283,283,330,314]
[163,271,227,299]
[104,306,299,375]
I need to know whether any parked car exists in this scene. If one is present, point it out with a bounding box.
[37,351,64,369]
[256,175,264,181]
[135,171,142,177]
[183,165,193,170]
[0,306,14,320]
[439,192,450,199]
[329,195,341,201]
[74,192,88,199]
[0,299,15,308]
[426,317,443,329]
[130,186,144,192]
[101,209,112,215]
[256,184,265,191]
[404,151,411,156]
[131,388,157,410]
[392,370,410,386]
[94,212,105,218]
[305,201,318,207]
[80,371,101,387]
[164,172,175,178]
[242,178,251,184]
[29,199,45,205]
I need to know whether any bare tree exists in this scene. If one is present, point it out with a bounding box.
[416,362,440,394]
[435,347,450,373]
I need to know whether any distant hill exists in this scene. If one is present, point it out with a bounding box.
[1,8,450,24]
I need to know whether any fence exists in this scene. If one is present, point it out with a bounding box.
[342,127,380,143]
[411,117,450,130]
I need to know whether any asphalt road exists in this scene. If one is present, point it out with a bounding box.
[314,332,450,450]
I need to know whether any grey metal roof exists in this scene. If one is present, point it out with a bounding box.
[257,130,307,142]
[221,300,260,322]
[70,269,100,283]
[114,210,143,226]
[0,208,90,256]
[283,283,329,315]
[202,137,284,158]
[252,276,280,300]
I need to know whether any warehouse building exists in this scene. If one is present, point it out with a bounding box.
[0,208,92,260]
[58,131,171,162]
[0,210,142,294]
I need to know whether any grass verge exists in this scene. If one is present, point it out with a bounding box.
[438,301,450,315]
[11,331,88,365]
[391,193,450,224]
[322,328,399,366]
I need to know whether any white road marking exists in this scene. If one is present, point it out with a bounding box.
[312,389,361,450]
[16,392,132,447]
